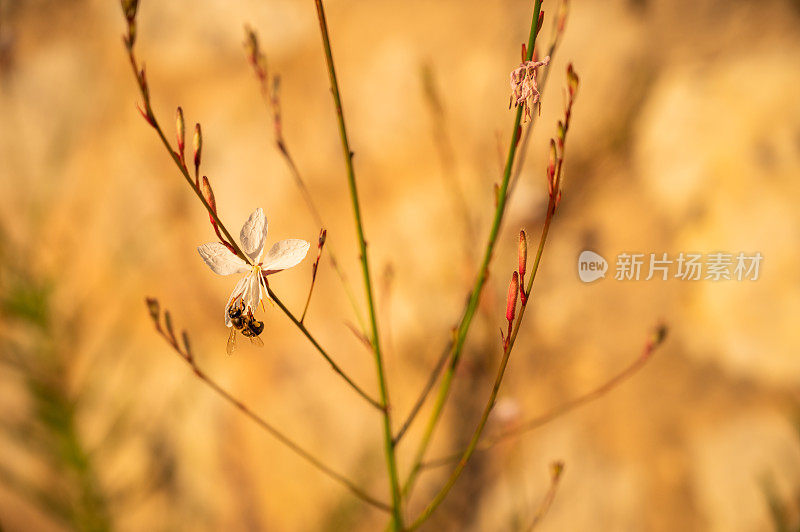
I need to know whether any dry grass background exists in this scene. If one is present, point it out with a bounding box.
[1,0,800,530]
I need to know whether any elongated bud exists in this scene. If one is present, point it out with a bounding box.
[506,271,519,323]
[176,107,185,157]
[567,63,579,98]
[318,228,327,247]
[193,123,202,174]
[536,9,545,36]
[521,43,527,62]
[200,176,217,212]
[518,230,527,278]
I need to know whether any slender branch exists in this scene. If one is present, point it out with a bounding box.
[400,0,544,499]
[125,49,248,264]
[311,1,403,527]
[392,340,452,445]
[526,462,565,531]
[266,284,383,411]
[300,229,326,323]
[244,28,368,335]
[144,302,391,513]
[420,329,665,469]
[122,18,381,411]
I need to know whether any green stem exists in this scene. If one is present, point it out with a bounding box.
[312,0,403,527]
[267,285,383,410]
[400,0,543,499]
[408,194,556,529]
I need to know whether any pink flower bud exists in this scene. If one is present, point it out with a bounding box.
[518,230,527,278]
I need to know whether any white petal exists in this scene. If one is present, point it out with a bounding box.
[261,239,310,271]
[243,270,262,311]
[224,275,249,326]
[198,242,249,276]
[240,208,268,261]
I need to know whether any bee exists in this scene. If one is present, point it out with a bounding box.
[226,305,264,355]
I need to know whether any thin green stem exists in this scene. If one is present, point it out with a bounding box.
[312,1,403,527]
[400,0,543,499]
[267,285,383,411]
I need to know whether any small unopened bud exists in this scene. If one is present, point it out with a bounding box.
[193,123,202,174]
[506,271,519,323]
[518,230,527,278]
[536,9,545,36]
[176,107,185,157]
[557,120,566,145]
[200,176,217,212]
[145,297,160,323]
[520,43,527,62]
[318,228,327,247]
[567,63,579,98]
[121,0,139,21]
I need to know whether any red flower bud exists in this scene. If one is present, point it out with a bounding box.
[518,230,527,278]
[506,271,519,323]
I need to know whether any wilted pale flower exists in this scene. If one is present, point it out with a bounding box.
[509,56,550,121]
[197,208,309,326]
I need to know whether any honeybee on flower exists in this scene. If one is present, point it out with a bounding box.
[197,207,310,353]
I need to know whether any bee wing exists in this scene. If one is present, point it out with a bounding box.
[248,335,264,348]
[226,328,238,356]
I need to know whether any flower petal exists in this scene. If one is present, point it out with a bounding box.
[198,242,249,275]
[261,239,310,272]
[243,270,262,311]
[224,275,250,326]
[240,208,268,261]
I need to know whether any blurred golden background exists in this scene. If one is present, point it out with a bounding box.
[1,0,800,530]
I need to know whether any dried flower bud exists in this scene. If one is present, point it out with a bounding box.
[193,123,202,173]
[509,56,550,122]
[145,297,160,322]
[318,228,327,247]
[121,0,139,23]
[506,271,519,323]
[518,230,527,278]
[176,107,185,156]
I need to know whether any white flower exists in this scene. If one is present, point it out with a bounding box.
[197,208,310,327]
